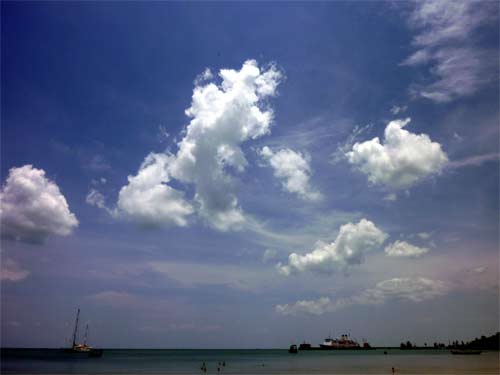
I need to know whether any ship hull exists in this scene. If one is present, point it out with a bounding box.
[319,345,362,350]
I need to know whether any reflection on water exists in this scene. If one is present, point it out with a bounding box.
[2,348,499,374]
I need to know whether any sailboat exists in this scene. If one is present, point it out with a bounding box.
[64,308,103,357]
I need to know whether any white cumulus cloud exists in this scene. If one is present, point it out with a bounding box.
[346,118,448,189]
[0,165,78,244]
[276,277,448,315]
[259,146,321,201]
[117,60,282,231]
[385,240,429,258]
[117,153,194,227]
[279,219,387,275]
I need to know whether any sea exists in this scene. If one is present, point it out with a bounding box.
[1,348,499,374]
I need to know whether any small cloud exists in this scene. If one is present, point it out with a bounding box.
[346,118,448,190]
[417,232,432,240]
[471,266,486,274]
[259,146,322,201]
[385,240,430,258]
[0,165,78,244]
[86,188,106,209]
[383,193,397,201]
[390,105,408,115]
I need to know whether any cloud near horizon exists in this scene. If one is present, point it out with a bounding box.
[276,277,449,315]
[279,219,387,275]
[346,118,448,190]
[259,146,321,201]
[0,165,78,244]
[115,60,282,230]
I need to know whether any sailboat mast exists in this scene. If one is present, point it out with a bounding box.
[84,324,89,346]
[72,308,80,347]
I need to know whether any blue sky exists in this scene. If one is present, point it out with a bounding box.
[1,1,498,348]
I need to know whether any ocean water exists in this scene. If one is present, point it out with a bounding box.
[1,348,499,374]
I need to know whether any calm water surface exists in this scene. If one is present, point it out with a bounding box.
[2,349,499,374]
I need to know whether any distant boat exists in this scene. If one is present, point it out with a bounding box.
[63,308,103,358]
[451,349,482,355]
[299,342,312,350]
[320,334,362,350]
[288,344,298,354]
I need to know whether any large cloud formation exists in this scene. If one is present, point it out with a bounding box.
[402,0,497,102]
[346,118,448,189]
[276,277,448,315]
[259,146,321,201]
[117,60,282,230]
[279,219,387,275]
[0,165,78,244]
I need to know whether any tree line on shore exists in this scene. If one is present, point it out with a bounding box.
[399,332,499,350]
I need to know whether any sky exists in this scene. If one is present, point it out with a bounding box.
[1,1,499,349]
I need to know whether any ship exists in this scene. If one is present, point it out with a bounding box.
[63,308,103,357]
[319,334,364,350]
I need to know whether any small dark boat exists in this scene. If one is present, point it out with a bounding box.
[288,344,298,353]
[451,349,482,355]
[299,342,312,350]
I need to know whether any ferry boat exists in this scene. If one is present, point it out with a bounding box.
[63,309,103,357]
[319,334,361,350]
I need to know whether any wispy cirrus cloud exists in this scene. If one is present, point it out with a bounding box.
[402,0,498,103]
[447,152,500,169]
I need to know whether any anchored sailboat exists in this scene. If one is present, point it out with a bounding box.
[64,308,103,357]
